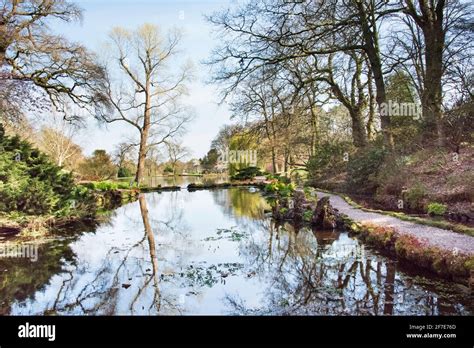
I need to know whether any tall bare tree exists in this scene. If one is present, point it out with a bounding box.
[99,24,193,184]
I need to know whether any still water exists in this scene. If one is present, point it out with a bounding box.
[0,188,471,315]
[117,175,230,189]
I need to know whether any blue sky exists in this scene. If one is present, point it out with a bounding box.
[53,0,234,159]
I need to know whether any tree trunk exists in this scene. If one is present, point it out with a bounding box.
[0,24,8,67]
[135,82,152,185]
[135,130,148,184]
[271,146,277,174]
[367,69,376,141]
[309,103,319,157]
[356,2,394,149]
[350,109,368,148]
[421,23,445,146]
[404,0,446,147]
[368,51,393,149]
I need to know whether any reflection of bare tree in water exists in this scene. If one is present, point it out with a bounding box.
[40,193,191,315]
[133,195,161,312]
[227,224,465,316]
[49,236,146,314]
[383,262,396,315]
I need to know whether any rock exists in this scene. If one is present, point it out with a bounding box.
[187,183,231,191]
[122,284,131,289]
[159,186,181,192]
[292,189,306,221]
[312,196,338,229]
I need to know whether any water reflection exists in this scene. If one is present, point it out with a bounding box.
[118,175,229,189]
[212,187,270,220]
[0,189,471,315]
[229,224,470,315]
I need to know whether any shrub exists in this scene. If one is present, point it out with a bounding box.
[163,165,174,174]
[375,155,410,196]
[346,146,388,194]
[427,202,447,216]
[264,182,295,197]
[303,210,313,222]
[117,167,133,178]
[231,166,264,180]
[265,173,290,183]
[83,181,133,191]
[307,141,351,182]
[78,150,117,180]
[404,183,427,211]
[0,130,76,215]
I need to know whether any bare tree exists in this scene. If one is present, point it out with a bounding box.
[206,0,400,149]
[166,141,189,176]
[0,0,108,119]
[99,24,193,184]
[114,141,136,169]
[392,0,473,146]
[229,71,282,173]
[36,113,83,169]
[296,52,370,148]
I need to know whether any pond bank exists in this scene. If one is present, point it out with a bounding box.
[140,181,265,192]
[0,182,263,239]
[0,189,140,241]
[315,191,474,286]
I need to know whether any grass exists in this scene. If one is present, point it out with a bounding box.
[312,187,474,237]
[81,181,138,191]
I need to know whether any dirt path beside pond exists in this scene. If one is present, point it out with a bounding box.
[316,191,474,255]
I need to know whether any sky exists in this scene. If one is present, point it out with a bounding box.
[51,0,234,159]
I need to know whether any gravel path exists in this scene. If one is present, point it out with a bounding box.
[316,191,474,255]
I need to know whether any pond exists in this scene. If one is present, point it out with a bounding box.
[117,174,230,189]
[0,188,472,315]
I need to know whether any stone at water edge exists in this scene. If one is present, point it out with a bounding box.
[292,189,307,221]
[312,196,338,229]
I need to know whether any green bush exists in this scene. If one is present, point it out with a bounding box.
[307,141,352,182]
[404,183,427,211]
[0,128,76,215]
[266,173,291,184]
[83,181,133,191]
[427,202,447,216]
[346,146,388,194]
[303,210,313,222]
[117,167,133,178]
[163,165,174,174]
[375,156,410,196]
[231,166,264,180]
[264,182,295,197]
[94,181,118,191]
[78,149,117,180]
